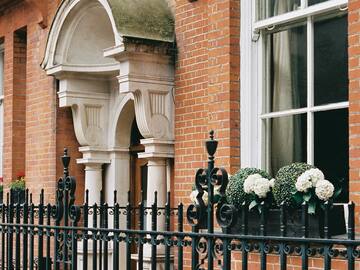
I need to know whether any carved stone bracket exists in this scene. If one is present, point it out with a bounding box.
[105,38,175,141]
[57,75,110,147]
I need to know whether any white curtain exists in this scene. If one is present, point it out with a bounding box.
[271,0,302,174]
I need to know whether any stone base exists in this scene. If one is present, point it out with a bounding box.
[131,253,174,270]
[77,241,116,270]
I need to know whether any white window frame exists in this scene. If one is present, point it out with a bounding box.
[0,43,4,178]
[240,0,349,169]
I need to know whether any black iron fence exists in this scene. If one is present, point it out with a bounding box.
[0,132,360,270]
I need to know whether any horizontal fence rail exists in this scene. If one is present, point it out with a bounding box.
[0,135,359,270]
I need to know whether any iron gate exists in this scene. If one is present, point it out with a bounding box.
[0,131,360,270]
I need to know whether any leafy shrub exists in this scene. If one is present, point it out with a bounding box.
[9,172,25,191]
[226,168,271,208]
[273,163,314,206]
[9,179,25,191]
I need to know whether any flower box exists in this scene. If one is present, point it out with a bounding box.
[227,204,346,238]
[10,189,25,205]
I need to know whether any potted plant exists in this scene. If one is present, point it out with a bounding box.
[225,168,273,209]
[272,163,345,237]
[9,172,25,205]
[225,168,277,234]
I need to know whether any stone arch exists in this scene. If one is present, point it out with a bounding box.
[108,93,135,149]
[41,0,121,71]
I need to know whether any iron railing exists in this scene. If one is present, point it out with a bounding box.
[0,132,359,270]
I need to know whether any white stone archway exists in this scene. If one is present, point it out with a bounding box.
[42,0,175,268]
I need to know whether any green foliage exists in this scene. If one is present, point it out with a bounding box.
[0,185,3,193]
[9,179,25,191]
[225,168,271,208]
[273,163,314,206]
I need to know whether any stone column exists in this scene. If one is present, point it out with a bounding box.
[84,164,103,205]
[105,149,131,206]
[104,149,131,270]
[77,148,112,269]
[135,139,174,269]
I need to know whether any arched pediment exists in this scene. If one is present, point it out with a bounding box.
[41,0,174,74]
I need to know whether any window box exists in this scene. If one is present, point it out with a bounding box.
[227,205,346,238]
[10,189,25,205]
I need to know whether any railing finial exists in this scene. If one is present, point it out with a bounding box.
[206,130,218,158]
[61,148,70,177]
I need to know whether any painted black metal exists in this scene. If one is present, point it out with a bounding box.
[0,133,359,270]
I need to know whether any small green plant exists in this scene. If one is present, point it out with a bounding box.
[273,163,341,214]
[273,163,314,207]
[9,172,25,191]
[0,185,3,193]
[225,168,272,209]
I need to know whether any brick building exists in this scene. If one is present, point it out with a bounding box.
[0,0,356,268]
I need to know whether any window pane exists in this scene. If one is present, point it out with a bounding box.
[309,0,329,5]
[314,109,348,202]
[257,0,301,20]
[267,114,307,175]
[267,26,307,113]
[314,15,348,105]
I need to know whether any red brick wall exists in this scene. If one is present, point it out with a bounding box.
[174,0,240,201]
[174,0,240,267]
[0,1,83,203]
[349,0,360,224]
[3,26,27,184]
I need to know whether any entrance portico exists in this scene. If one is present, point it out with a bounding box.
[41,1,175,268]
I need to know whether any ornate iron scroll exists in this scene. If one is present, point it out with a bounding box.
[186,131,236,269]
[51,149,81,266]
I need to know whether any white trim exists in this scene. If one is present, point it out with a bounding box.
[259,103,349,119]
[240,0,258,168]
[307,16,315,164]
[253,0,347,31]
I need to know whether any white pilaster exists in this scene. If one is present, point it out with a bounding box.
[84,164,103,205]
[104,149,130,270]
[105,148,131,205]
[77,146,111,204]
[138,139,174,264]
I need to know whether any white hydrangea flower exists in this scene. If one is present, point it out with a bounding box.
[295,174,313,192]
[243,174,262,194]
[253,178,271,198]
[307,168,325,186]
[315,180,334,201]
[189,190,208,206]
[269,178,276,188]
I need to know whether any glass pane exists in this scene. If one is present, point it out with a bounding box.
[257,0,301,20]
[266,26,307,113]
[314,15,348,105]
[309,0,329,5]
[314,109,348,202]
[266,114,307,175]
